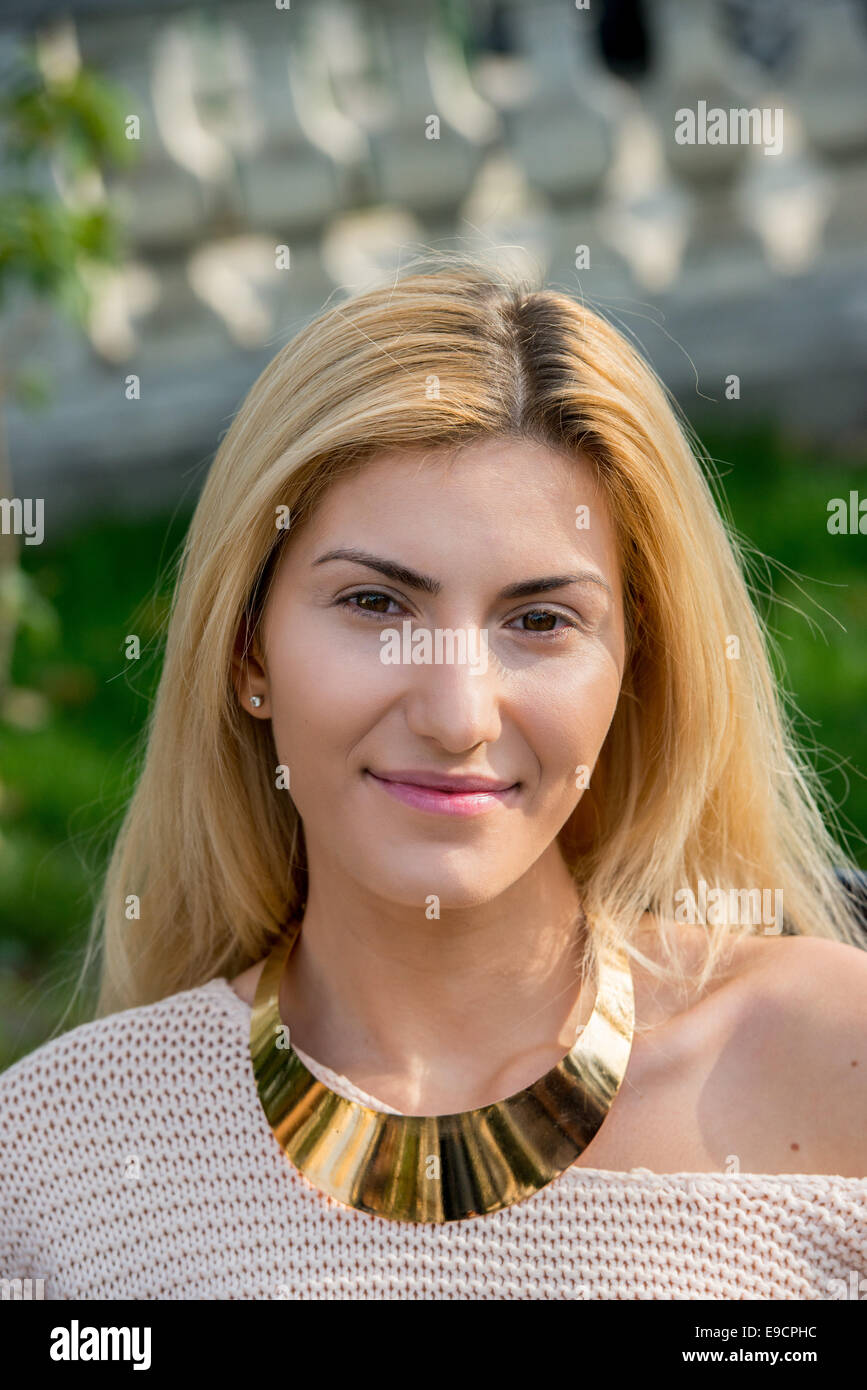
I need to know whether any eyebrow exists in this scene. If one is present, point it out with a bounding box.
[312,548,613,601]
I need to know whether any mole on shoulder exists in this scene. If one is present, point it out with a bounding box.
[790,1142,799,1152]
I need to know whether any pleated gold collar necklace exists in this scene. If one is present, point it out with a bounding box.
[250,919,634,1223]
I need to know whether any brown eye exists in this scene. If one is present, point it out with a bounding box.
[513,609,579,635]
[338,590,403,617]
[523,610,558,631]
[355,592,391,613]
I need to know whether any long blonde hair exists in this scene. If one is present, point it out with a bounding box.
[81,258,864,1019]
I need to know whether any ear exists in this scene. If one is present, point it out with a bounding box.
[231,616,271,719]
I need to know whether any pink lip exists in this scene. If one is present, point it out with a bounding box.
[365,770,519,817]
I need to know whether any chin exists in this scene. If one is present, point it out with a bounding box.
[354,859,521,912]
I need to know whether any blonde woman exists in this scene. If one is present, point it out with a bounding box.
[1,263,865,1301]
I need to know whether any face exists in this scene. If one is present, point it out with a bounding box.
[240,437,626,910]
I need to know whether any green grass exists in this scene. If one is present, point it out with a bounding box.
[1,423,865,1069]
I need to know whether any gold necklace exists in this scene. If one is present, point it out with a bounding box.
[250,918,634,1223]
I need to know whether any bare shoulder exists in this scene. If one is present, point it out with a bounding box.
[628,914,765,1033]
[630,920,867,1176]
[729,934,867,1175]
[632,914,867,1017]
[229,959,266,1007]
[730,934,867,1082]
[720,931,867,1060]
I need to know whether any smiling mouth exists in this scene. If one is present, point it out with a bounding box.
[363,770,520,817]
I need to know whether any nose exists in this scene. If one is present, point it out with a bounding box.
[400,629,503,753]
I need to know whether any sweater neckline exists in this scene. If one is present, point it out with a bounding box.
[207,975,867,1189]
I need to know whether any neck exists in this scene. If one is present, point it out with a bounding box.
[279,843,594,1113]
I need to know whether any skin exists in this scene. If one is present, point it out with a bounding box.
[231,436,867,1177]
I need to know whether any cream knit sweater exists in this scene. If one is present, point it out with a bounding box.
[1,976,865,1300]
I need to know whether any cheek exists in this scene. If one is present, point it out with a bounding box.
[523,646,622,769]
[264,616,387,763]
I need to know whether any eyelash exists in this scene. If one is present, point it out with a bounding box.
[334,590,584,638]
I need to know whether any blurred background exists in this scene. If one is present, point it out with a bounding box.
[0,0,866,1068]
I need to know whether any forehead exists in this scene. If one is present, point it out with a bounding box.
[335,436,597,501]
[273,436,623,601]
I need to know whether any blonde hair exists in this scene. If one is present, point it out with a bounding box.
[79,258,864,1019]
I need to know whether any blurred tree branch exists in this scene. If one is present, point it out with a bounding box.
[0,36,138,723]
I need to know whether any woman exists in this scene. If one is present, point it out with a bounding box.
[1,262,865,1300]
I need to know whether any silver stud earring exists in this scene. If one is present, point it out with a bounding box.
[250,695,263,708]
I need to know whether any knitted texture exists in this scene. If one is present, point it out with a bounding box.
[1,977,865,1301]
